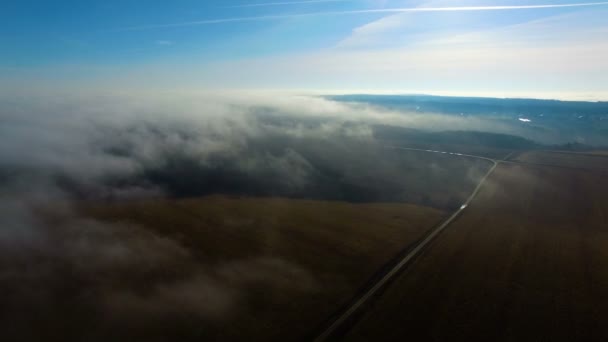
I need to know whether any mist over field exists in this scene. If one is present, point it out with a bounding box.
[1,91,510,202]
[3,0,608,339]
[1,90,605,340]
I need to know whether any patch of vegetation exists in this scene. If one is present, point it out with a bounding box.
[74,196,446,341]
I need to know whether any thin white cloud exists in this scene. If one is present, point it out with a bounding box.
[125,5,605,100]
[114,2,608,31]
[156,40,174,46]
[337,0,608,48]
[226,0,351,8]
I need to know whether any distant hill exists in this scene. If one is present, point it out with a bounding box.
[329,94,608,148]
[329,94,608,119]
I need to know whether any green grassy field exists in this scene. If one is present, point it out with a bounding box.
[82,196,446,341]
[344,155,608,341]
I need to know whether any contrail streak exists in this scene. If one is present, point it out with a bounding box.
[114,2,608,31]
[226,0,351,8]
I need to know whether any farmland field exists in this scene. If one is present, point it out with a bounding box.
[514,150,608,170]
[70,196,446,341]
[344,156,608,341]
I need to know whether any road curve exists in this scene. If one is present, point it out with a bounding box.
[313,146,498,342]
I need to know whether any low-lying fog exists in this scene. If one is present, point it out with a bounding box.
[0,90,602,341]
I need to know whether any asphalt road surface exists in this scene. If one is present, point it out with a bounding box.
[314,146,498,341]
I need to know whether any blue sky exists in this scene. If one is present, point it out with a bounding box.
[2,0,608,99]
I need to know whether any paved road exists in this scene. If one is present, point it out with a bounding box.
[386,146,498,164]
[314,146,498,342]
